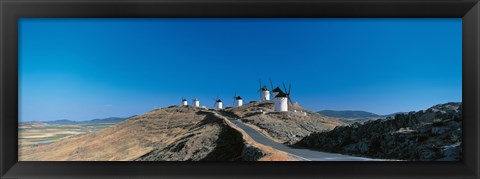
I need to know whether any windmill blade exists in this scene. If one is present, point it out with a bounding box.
[269,78,274,91]
[214,96,220,108]
[287,96,294,106]
[259,79,262,90]
[288,82,292,95]
[287,82,293,106]
[282,82,288,93]
[233,91,237,106]
[258,80,262,93]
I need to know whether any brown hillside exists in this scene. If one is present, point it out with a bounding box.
[19,106,297,161]
[224,101,346,144]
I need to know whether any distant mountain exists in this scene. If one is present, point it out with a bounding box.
[42,116,135,124]
[317,110,381,118]
[44,119,76,124]
[317,110,405,124]
[85,116,136,124]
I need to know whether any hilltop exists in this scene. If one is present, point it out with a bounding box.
[20,106,298,161]
[297,102,462,161]
[223,101,346,144]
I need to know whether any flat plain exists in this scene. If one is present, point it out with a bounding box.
[19,122,116,148]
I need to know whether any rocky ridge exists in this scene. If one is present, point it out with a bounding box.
[296,102,462,161]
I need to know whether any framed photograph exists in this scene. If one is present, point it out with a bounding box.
[1,0,479,178]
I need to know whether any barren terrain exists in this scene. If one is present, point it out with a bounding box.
[20,106,298,161]
[224,101,346,144]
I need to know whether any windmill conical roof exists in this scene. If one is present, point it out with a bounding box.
[275,91,288,97]
[216,99,222,102]
[261,86,269,91]
[236,96,243,100]
[272,87,283,92]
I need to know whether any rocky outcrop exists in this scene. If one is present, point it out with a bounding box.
[239,144,267,161]
[296,102,462,161]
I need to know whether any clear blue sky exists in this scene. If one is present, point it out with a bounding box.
[19,18,461,122]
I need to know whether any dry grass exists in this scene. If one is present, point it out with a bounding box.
[20,106,302,161]
[19,107,208,161]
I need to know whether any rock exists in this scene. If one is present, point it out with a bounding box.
[295,102,462,161]
[240,144,266,161]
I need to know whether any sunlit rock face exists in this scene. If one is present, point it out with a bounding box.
[296,102,462,161]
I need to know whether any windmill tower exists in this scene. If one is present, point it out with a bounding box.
[193,98,200,107]
[234,96,243,107]
[258,80,270,101]
[182,98,188,106]
[274,82,294,112]
[213,97,223,109]
[274,91,288,112]
[232,91,243,107]
[261,86,270,101]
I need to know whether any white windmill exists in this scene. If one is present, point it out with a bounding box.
[182,98,188,106]
[232,92,243,107]
[213,96,223,109]
[274,82,294,112]
[192,98,200,107]
[258,80,270,101]
[235,96,243,107]
[274,91,288,112]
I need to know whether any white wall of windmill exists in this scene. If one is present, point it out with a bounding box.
[261,90,270,101]
[235,99,243,107]
[272,92,279,104]
[216,102,223,109]
[182,101,188,106]
[272,92,279,97]
[193,100,200,107]
[275,97,288,112]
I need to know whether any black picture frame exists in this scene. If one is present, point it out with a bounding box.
[1,0,479,178]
